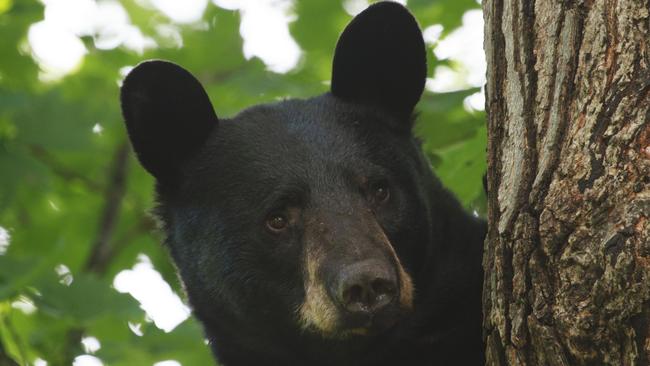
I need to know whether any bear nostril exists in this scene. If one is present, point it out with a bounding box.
[371,278,396,308]
[342,284,368,312]
[338,267,397,314]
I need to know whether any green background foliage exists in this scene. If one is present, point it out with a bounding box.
[0,0,484,364]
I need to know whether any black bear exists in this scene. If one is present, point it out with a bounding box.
[120,2,486,365]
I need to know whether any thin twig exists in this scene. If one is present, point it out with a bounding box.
[28,145,103,192]
[61,328,84,366]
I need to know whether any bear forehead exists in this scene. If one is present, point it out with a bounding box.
[199,97,397,171]
[178,96,408,203]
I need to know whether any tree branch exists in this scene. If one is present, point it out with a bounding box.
[59,143,131,365]
[84,142,130,274]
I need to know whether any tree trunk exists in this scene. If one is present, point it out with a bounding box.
[482,0,650,365]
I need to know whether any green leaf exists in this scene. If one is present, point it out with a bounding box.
[34,273,140,325]
[416,88,484,149]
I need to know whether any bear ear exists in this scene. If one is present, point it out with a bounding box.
[331,2,427,122]
[120,60,218,182]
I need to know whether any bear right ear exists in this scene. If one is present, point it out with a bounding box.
[331,2,426,122]
[120,60,218,182]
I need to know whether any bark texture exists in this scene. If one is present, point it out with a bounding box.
[482,0,650,365]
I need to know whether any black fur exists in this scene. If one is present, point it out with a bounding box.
[121,2,486,365]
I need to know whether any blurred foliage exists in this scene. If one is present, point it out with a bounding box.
[0,0,484,365]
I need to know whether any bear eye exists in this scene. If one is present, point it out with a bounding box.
[266,213,288,232]
[371,182,390,204]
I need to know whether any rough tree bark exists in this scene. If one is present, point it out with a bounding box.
[482,0,650,365]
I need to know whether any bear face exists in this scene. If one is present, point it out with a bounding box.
[121,2,486,365]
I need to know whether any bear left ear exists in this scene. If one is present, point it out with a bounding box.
[120,60,218,183]
[331,1,427,122]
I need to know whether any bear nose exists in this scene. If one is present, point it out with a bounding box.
[336,260,397,314]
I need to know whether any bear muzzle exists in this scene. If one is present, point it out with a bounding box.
[298,210,414,337]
